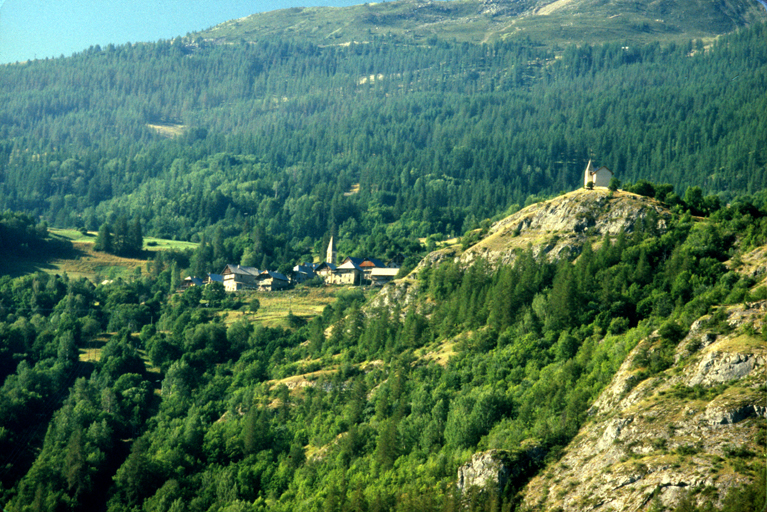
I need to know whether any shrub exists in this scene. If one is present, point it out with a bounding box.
[658,320,687,343]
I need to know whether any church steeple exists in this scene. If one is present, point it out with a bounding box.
[326,235,337,265]
[584,160,595,188]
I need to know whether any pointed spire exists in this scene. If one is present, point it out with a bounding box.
[326,235,337,266]
[584,160,595,188]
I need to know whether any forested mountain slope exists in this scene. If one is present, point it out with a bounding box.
[200,0,767,49]
[521,295,765,511]
[1,21,766,273]
[1,187,765,512]
[1,2,766,510]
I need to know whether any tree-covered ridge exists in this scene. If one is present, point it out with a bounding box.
[0,24,766,271]
[1,189,765,511]
[197,0,767,50]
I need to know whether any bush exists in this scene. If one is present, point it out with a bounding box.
[607,317,629,335]
[302,276,324,288]
[658,320,686,343]
[628,179,656,198]
[286,312,307,329]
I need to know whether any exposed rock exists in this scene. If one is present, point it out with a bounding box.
[461,188,671,269]
[367,276,421,315]
[457,442,546,496]
[521,301,767,512]
[478,0,537,16]
[686,351,762,387]
[704,401,766,427]
[457,450,514,495]
[595,417,633,452]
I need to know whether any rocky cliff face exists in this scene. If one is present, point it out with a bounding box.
[520,299,766,511]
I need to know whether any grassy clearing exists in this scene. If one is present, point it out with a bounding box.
[221,286,344,328]
[143,237,198,253]
[79,337,108,363]
[17,229,199,282]
[147,123,186,138]
[50,228,97,244]
[47,242,147,282]
[50,228,197,252]
[419,338,457,367]
[269,368,338,391]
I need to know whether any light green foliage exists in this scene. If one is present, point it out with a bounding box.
[0,18,766,510]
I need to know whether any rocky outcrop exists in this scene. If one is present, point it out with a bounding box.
[457,450,514,495]
[461,188,671,268]
[520,301,767,512]
[457,442,546,496]
[368,276,421,312]
[686,350,763,387]
[374,189,670,316]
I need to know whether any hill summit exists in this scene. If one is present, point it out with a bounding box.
[462,188,671,266]
[197,0,767,49]
[375,187,672,310]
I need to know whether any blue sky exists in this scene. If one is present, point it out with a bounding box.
[0,0,365,64]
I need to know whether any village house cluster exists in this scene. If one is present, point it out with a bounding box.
[181,162,613,293]
[181,236,402,292]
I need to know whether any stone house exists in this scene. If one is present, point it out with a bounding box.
[205,273,224,285]
[221,264,260,292]
[314,262,337,279]
[256,270,290,291]
[328,258,364,285]
[180,276,203,290]
[369,267,400,286]
[292,262,316,283]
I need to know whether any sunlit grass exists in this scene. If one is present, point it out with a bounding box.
[27,229,199,282]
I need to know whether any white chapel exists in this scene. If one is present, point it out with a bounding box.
[584,160,614,188]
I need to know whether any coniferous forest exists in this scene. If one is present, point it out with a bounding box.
[0,7,766,512]
[1,186,766,512]
[1,24,766,268]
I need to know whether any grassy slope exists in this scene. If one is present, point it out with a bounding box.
[197,0,767,50]
[221,286,347,328]
[2,229,197,281]
[32,229,199,282]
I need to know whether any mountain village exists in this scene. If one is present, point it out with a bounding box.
[181,160,612,294]
[181,235,402,292]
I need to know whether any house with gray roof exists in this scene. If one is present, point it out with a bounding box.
[221,264,260,292]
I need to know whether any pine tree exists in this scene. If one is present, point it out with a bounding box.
[65,427,87,499]
[113,216,130,255]
[129,218,143,255]
[94,223,113,253]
